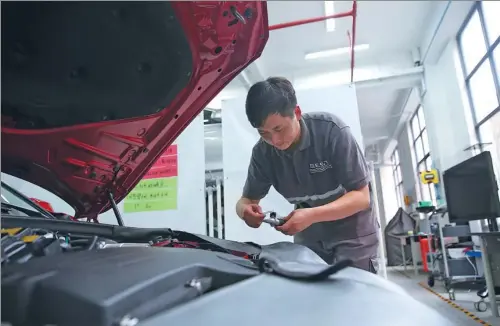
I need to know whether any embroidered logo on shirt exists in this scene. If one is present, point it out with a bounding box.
[309,161,332,174]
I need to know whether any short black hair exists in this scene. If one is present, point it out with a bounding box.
[245,77,297,128]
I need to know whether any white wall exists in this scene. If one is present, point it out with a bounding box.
[394,39,475,208]
[222,84,363,244]
[3,114,207,234]
[422,38,492,243]
[385,0,478,206]
[204,123,223,171]
[422,40,475,172]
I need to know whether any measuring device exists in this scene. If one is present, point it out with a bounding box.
[262,211,286,227]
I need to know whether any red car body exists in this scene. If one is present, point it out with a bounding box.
[2,2,269,220]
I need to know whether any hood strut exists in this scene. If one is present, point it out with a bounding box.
[107,190,124,226]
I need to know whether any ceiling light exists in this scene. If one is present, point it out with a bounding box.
[304,44,370,60]
[324,1,335,32]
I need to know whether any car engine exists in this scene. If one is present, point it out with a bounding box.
[1,224,260,326]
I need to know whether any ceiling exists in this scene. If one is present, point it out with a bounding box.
[206,1,443,169]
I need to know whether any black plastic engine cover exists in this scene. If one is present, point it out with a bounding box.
[2,243,456,326]
[1,247,257,326]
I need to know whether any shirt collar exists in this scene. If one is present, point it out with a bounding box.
[297,118,311,151]
[283,118,311,155]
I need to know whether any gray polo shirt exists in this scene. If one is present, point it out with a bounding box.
[243,112,378,244]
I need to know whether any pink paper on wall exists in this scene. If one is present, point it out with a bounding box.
[143,145,178,180]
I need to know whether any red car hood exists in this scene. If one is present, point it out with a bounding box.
[1,2,268,219]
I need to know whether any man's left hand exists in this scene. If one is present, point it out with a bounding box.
[276,208,315,236]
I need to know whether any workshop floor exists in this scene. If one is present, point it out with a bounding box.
[387,267,499,326]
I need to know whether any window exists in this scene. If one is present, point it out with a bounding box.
[410,106,435,203]
[458,1,500,226]
[391,149,404,208]
[458,2,500,129]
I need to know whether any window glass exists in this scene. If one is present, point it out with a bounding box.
[415,138,424,162]
[396,166,402,184]
[1,185,38,213]
[478,112,500,183]
[418,108,426,129]
[425,155,434,171]
[410,106,434,203]
[429,184,436,204]
[469,61,499,122]
[421,184,431,202]
[494,43,500,82]
[398,184,404,207]
[422,129,430,155]
[411,115,420,139]
[461,11,488,74]
[418,162,427,173]
[482,1,500,45]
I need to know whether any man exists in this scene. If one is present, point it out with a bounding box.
[235,77,379,273]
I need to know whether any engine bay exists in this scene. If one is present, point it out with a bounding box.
[1,183,265,326]
[1,212,359,326]
[2,245,259,326]
[0,192,456,326]
[1,216,263,326]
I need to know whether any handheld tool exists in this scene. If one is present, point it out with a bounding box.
[262,211,286,227]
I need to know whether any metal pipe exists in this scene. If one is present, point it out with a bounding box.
[367,161,388,279]
[350,0,358,83]
[268,9,353,31]
[267,2,358,82]
[206,187,214,237]
[215,178,222,238]
[107,190,124,226]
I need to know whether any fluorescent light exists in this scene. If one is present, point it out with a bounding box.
[324,1,335,32]
[305,44,370,60]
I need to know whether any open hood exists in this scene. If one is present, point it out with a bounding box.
[1,2,268,219]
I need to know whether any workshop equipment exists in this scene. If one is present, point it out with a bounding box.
[262,211,286,227]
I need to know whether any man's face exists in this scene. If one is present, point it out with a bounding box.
[257,108,302,151]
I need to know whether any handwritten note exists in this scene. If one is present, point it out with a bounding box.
[124,145,178,213]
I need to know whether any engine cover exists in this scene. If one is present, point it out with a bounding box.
[2,247,257,326]
[2,244,455,326]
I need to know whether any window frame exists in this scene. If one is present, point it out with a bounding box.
[457,2,500,227]
[409,106,434,203]
[457,1,500,149]
[391,149,404,208]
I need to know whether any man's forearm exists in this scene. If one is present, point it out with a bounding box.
[236,197,259,219]
[310,185,370,223]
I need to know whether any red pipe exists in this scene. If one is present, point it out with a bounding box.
[267,1,358,83]
[349,0,358,83]
[268,10,353,31]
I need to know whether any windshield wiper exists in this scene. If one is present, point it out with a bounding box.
[1,182,54,219]
[1,202,51,219]
[1,215,174,242]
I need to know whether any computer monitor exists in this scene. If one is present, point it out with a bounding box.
[443,151,500,230]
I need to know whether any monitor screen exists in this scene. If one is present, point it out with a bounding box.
[443,151,500,222]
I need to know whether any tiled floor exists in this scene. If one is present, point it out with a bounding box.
[386,267,500,326]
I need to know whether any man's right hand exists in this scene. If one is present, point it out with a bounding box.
[241,203,265,228]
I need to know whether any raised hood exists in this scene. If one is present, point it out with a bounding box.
[1,2,269,219]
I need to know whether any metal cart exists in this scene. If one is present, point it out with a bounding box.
[428,212,485,300]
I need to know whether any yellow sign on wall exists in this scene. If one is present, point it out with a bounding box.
[420,169,439,184]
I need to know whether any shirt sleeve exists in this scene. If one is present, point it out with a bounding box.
[330,126,370,192]
[242,146,272,200]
